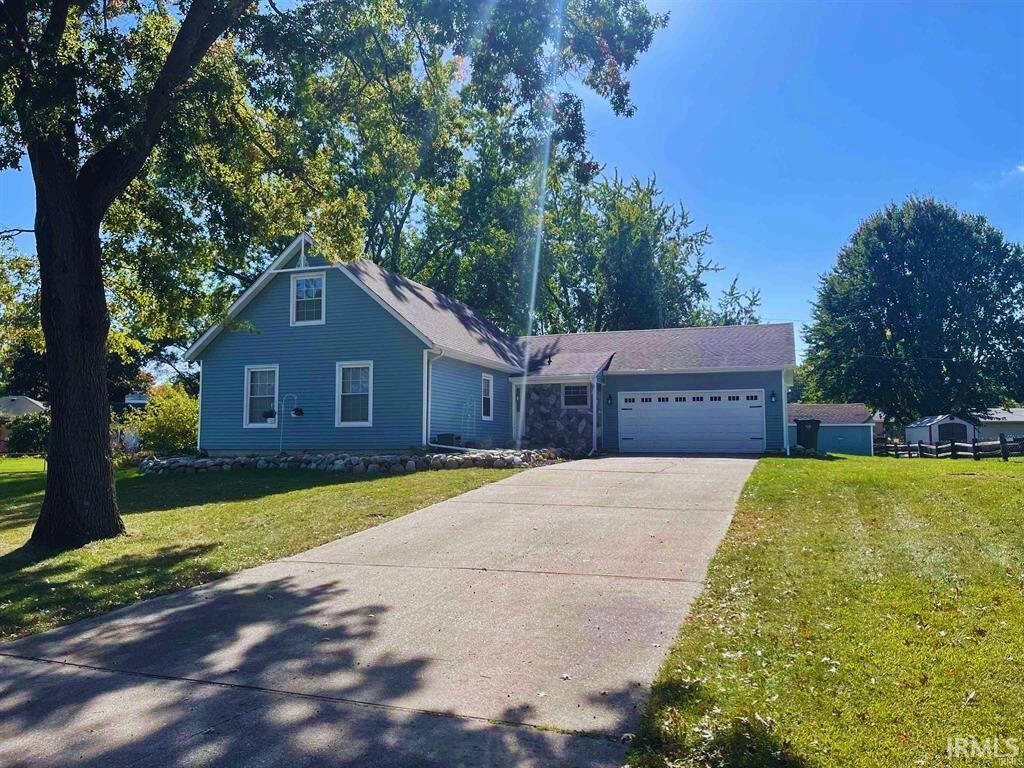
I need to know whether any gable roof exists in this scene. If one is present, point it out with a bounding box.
[341,260,521,370]
[0,395,47,418]
[185,234,796,376]
[525,351,615,378]
[184,234,522,370]
[788,403,872,425]
[520,323,795,376]
[185,234,314,361]
[905,414,966,428]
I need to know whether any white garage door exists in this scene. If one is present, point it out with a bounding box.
[618,389,765,454]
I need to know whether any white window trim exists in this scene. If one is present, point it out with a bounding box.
[481,373,494,421]
[561,383,590,409]
[336,360,373,427]
[243,364,279,428]
[290,271,326,327]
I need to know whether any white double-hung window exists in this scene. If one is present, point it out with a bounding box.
[562,383,589,409]
[291,272,325,325]
[336,361,372,427]
[481,373,493,421]
[244,365,278,427]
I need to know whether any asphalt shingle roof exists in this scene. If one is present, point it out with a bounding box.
[343,260,522,368]
[186,235,798,372]
[520,323,795,374]
[0,395,47,418]
[347,262,795,374]
[788,403,873,425]
[981,408,1024,423]
[525,351,614,378]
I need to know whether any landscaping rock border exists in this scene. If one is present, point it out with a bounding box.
[139,448,559,476]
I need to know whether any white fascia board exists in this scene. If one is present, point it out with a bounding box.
[510,374,594,385]
[435,347,522,374]
[184,233,313,361]
[604,366,789,376]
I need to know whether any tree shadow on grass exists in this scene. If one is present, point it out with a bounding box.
[0,471,46,532]
[0,564,630,767]
[629,677,812,768]
[0,543,223,641]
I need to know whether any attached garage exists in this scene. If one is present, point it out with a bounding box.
[618,389,766,453]
[516,324,795,456]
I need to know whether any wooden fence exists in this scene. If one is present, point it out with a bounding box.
[874,434,1023,461]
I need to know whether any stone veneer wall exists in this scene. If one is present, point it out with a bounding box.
[521,383,594,457]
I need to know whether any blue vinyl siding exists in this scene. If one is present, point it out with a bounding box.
[198,267,428,452]
[602,370,787,453]
[788,424,873,455]
[430,356,512,447]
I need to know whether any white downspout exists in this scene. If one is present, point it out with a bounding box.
[196,360,203,452]
[589,374,598,456]
[782,368,790,456]
[421,349,430,446]
[423,348,473,453]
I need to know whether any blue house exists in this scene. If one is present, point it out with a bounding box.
[185,234,796,456]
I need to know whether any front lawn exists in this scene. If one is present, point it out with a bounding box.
[0,457,516,641]
[631,455,1024,768]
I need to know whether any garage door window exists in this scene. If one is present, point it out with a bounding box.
[562,384,589,408]
[618,388,766,454]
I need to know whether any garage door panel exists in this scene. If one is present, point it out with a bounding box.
[617,389,765,454]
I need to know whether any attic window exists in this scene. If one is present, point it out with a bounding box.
[291,272,325,326]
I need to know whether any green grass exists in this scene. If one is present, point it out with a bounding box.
[630,455,1024,768]
[0,456,516,641]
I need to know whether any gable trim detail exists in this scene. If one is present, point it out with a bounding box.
[184,233,315,361]
[184,233,435,361]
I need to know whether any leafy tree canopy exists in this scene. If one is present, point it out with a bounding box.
[539,174,760,333]
[803,197,1024,424]
[1,0,667,358]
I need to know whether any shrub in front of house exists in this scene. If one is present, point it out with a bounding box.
[122,385,198,456]
[6,411,51,455]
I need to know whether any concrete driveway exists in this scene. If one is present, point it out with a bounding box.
[0,455,755,768]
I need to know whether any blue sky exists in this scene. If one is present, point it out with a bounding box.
[1,1,1021,360]
[581,0,1023,355]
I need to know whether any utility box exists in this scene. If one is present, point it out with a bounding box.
[794,418,822,452]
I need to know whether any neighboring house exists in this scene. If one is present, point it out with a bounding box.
[0,395,47,449]
[185,233,796,456]
[976,408,1024,440]
[787,403,874,456]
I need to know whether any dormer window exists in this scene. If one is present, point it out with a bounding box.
[291,272,325,326]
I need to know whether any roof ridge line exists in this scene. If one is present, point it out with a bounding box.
[519,322,793,340]
[346,258,519,345]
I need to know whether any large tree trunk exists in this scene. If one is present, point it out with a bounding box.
[30,172,124,547]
